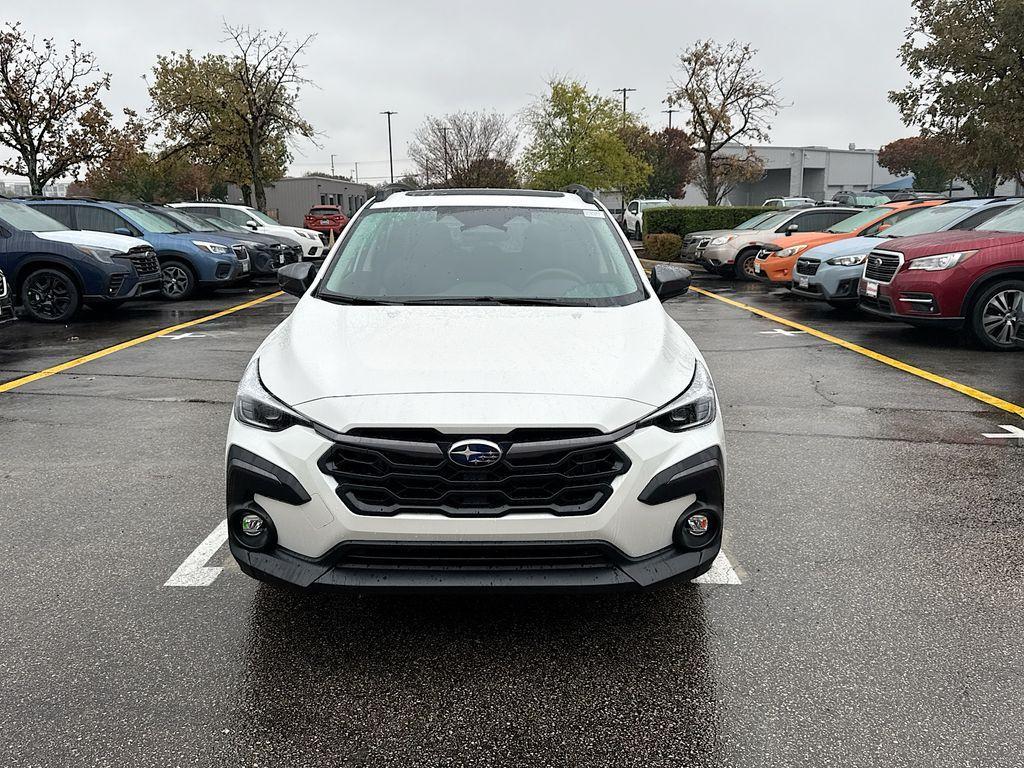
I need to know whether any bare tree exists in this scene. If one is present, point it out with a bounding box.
[0,23,140,194]
[667,40,784,205]
[149,24,315,211]
[409,111,517,188]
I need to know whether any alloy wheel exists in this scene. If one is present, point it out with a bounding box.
[162,264,191,298]
[25,273,73,320]
[981,288,1023,346]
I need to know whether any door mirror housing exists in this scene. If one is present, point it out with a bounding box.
[785,224,799,235]
[113,227,133,237]
[277,261,316,297]
[245,220,260,230]
[650,263,692,302]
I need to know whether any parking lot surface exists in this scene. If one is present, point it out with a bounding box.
[1,274,1022,767]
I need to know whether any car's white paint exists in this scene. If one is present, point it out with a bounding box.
[623,198,671,237]
[36,229,151,252]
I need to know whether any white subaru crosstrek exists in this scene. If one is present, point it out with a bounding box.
[225,185,725,592]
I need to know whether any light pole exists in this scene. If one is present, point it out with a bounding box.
[381,111,398,184]
[441,126,450,187]
[612,87,636,129]
[662,108,678,129]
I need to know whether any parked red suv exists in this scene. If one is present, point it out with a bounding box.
[303,205,349,240]
[859,203,1024,351]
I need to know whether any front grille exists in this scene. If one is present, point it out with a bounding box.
[126,247,159,276]
[859,294,894,315]
[231,244,248,261]
[795,258,820,276]
[864,250,902,283]
[0,271,8,300]
[333,542,617,570]
[319,431,631,518]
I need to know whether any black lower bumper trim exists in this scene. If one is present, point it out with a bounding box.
[230,538,720,593]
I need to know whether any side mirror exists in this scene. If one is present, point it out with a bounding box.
[114,227,133,237]
[785,224,799,236]
[650,263,692,302]
[245,220,259,230]
[278,261,316,297]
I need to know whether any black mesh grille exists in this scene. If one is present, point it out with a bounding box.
[795,258,820,276]
[126,247,159,276]
[864,251,901,283]
[319,433,630,518]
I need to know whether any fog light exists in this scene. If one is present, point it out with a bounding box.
[686,513,710,536]
[239,514,264,536]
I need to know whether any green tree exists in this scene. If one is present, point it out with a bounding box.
[0,22,142,194]
[519,78,650,192]
[622,126,696,198]
[148,23,314,211]
[667,40,783,205]
[878,136,957,192]
[890,0,1024,190]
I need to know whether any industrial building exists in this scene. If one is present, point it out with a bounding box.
[225,176,370,226]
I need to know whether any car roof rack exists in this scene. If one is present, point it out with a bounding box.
[560,184,597,205]
[373,182,416,203]
[404,188,562,198]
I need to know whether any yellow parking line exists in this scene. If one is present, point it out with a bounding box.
[689,286,1024,419]
[0,291,285,394]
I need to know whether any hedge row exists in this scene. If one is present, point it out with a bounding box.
[643,206,766,238]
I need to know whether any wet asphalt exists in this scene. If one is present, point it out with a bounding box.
[0,271,1022,767]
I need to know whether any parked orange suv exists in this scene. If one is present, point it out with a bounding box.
[754,201,945,284]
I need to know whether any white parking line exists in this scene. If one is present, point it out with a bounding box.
[982,424,1024,443]
[693,552,742,585]
[163,521,228,587]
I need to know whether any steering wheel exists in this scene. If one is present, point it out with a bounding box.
[524,268,584,287]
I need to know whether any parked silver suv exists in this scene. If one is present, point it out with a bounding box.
[692,206,860,279]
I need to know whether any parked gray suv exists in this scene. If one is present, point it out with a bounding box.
[693,206,860,279]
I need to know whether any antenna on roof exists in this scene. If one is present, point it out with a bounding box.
[560,184,596,205]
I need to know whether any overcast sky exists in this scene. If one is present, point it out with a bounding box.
[7,0,916,184]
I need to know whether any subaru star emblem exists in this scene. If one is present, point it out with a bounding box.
[447,439,502,468]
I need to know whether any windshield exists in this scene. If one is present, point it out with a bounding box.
[977,201,1024,234]
[246,208,280,226]
[319,205,644,307]
[639,200,669,210]
[158,208,217,232]
[735,211,776,230]
[0,201,68,233]
[878,205,972,237]
[759,211,796,230]
[204,216,247,233]
[826,206,891,234]
[118,206,184,234]
[856,194,891,206]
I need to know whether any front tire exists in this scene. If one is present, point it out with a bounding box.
[734,249,760,281]
[969,279,1024,351]
[20,267,80,323]
[160,259,197,301]
[634,223,642,241]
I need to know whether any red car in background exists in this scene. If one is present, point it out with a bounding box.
[303,205,349,240]
[859,202,1024,351]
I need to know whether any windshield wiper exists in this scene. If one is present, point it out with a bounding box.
[399,296,575,306]
[317,292,400,306]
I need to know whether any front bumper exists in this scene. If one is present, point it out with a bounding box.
[224,416,726,592]
[791,263,862,302]
[858,277,965,329]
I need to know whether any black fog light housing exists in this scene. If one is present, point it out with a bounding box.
[216,262,232,279]
[673,505,721,551]
[229,505,276,551]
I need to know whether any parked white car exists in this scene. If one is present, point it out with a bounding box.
[623,198,671,240]
[169,203,325,261]
[224,186,726,592]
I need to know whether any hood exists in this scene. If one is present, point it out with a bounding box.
[882,229,1024,258]
[36,230,150,252]
[804,235,886,260]
[760,231,846,250]
[258,297,699,432]
[689,229,733,239]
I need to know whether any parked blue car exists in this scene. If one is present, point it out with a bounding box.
[791,197,1022,307]
[0,199,161,322]
[23,198,252,300]
[0,268,15,326]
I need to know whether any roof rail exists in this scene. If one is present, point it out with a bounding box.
[560,184,597,205]
[373,182,415,203]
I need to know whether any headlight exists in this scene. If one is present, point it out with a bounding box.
[907,250,977,271]
[827,254,868,266]
[709,235,735,246]
[193,240,229,254]
[639,360,717,432]
[73,244,121,264]
[234,357,311,431]
[775,244,808,259]
[294,229,316,240]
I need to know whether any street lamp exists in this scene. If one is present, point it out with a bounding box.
[381,111,398,184]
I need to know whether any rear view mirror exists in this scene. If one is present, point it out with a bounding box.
[650,263,692,302]
[278,261,316,297]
